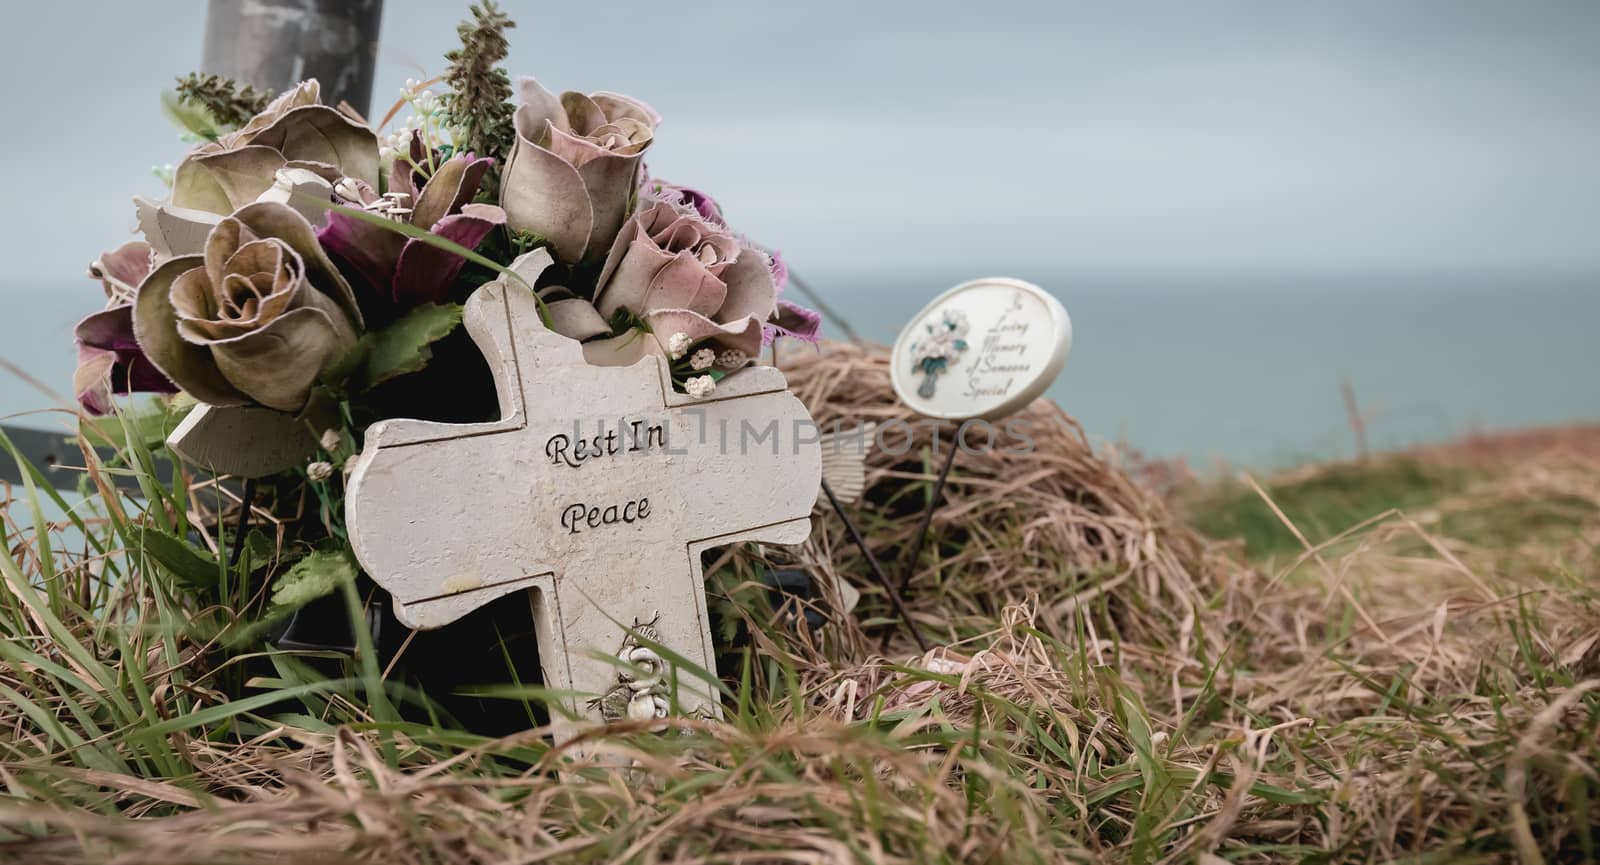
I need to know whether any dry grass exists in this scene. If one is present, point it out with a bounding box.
[781,342,1221,659]
[1,721,1077,865]
[0,341,1596,863]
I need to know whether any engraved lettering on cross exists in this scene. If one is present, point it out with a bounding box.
[344,251,820,742]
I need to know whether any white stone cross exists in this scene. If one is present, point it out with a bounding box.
[344,254,820,741]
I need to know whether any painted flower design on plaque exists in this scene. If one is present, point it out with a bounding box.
[342,251,822,743]
[907,308,970,398]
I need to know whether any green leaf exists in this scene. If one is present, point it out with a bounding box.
[607,305,648,336]
[1098,666,1185,864]
[322,340,367,389]
[357,302,465,390]
[511,230,551,256]
[137,526,222,589]
[124,678,359,742]
[224,548,358,648]
[78,398,188,451]
[160,90,224,141]
[270,549,357,610]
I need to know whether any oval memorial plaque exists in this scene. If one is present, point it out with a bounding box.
[890,277,1072,421]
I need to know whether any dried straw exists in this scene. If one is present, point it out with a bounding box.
[779,341,1222,658]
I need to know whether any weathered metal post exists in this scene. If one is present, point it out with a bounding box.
[202,0,384,117]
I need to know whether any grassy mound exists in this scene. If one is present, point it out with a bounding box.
[780,342,1220,657]
[0,348,1596,863]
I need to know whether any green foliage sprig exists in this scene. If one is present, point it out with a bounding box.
[441,1,517,162]
[174,72,273,130]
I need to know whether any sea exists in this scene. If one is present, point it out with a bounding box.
[6,270,1597,471]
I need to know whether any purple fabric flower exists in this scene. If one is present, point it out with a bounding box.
[757,249,820,344]
[73,240,177,414]
[75,307,180,414]
[767,248,789,293]
[764,300,822,346]
[319,131,506,310]
[591,195,774,358]
[653,181,725,226]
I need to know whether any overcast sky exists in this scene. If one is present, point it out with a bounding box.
[2,0,1597,285]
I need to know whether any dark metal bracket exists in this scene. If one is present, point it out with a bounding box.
[0,423,168,493]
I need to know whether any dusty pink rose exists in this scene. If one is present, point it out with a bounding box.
[171,80,379,217]
[591,196,778,358]
[134,202,364,412]
[500,78,659,263]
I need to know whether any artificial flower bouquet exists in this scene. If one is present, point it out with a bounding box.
[79,56,818,421]
[68,2,819,661]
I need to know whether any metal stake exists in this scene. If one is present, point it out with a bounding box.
[895,441,959,595]
[821,478,928,653]
[227,477,256,570]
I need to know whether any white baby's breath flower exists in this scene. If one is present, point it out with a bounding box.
[307,461,335,482]
[667,332,692,360]
[319,429,341,453]
[690,348,716,371]
[716,349,748,369]
[685,375,716,399]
